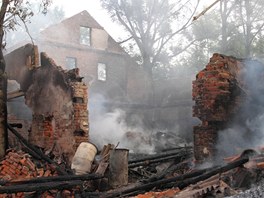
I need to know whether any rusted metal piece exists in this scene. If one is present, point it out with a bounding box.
[108,148,129,188]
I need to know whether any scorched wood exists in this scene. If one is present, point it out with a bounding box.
[129,149,192,164]
[0,180,83,194]
[3,173,103,186]
[103,157,248,198]
[128,153,190,168]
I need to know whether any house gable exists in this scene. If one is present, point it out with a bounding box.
[39,10,124,54]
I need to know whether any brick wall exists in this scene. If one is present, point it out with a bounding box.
[28,53,89,163]
[6,49,89,164]
[192,54,246,161]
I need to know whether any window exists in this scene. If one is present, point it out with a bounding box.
[65,57,77,70]
[97,63,106,81]
[80,26,91,46]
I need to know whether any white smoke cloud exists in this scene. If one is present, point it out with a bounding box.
[88,94,155,154]
[216,59,264,158]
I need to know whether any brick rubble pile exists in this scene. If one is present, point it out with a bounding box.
[0,150,63,198]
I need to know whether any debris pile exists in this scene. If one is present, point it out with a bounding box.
[3,45,264,198]
[0,150,57,181]
[1,137,264,197]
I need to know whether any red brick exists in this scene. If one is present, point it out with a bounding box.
[44,170,51,177]
[21,166,30,175]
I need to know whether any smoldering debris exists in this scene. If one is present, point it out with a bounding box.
[89,94,189,154]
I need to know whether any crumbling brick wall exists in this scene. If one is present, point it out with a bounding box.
[192,54,246,161]
[5,45,89,164]
[26,52,89,163]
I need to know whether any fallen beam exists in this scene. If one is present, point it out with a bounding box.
[0,180,82,194]
[176,157,249,190]
[128,153,190,168]
[161,146,193,153]
[102,168,208,198]
[103,158,248,198]
[7,90,24,101]
[4,173,103,186]
[145,160,191,182]
[129,149,192,164]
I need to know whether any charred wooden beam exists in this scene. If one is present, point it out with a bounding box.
[102,168,208,198]
[3,173,103,186]
[103,158,248,198]
[0,180,82,194]
[161,146,193,153]
[129,149,192,164]
[7,90,24,101]
[145,160,191,182]
[78,192,102,198]
[176,158,249,190]
[9,123,22,128]
[128,153,190,168]
[7,123,68,175]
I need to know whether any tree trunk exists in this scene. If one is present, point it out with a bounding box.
[0,50,7,158]
[244,0,252,58]
[143,58,156,131]
[0,0,9,159]
[220,0,228,53]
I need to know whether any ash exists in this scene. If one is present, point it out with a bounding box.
[228,179,264,198]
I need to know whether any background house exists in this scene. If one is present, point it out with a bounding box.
[37,10,147,104]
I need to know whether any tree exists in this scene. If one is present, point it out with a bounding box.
[219,0,237,53]
[5,4,64,48]
[181,0,264,75]
[0,0,51,158]
[101,0,200,133]
[101,0,199,76]
[235,0,264,58]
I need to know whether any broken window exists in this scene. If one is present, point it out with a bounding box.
[97,63,106,81]
[80,26,91,46]
[65,57,77,69]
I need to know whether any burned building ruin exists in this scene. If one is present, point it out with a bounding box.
[193,53,264,161]
[5,44,89,163]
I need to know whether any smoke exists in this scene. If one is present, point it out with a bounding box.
[216,59,264,158]
[25,66,72,115]
[89,94,155,153]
